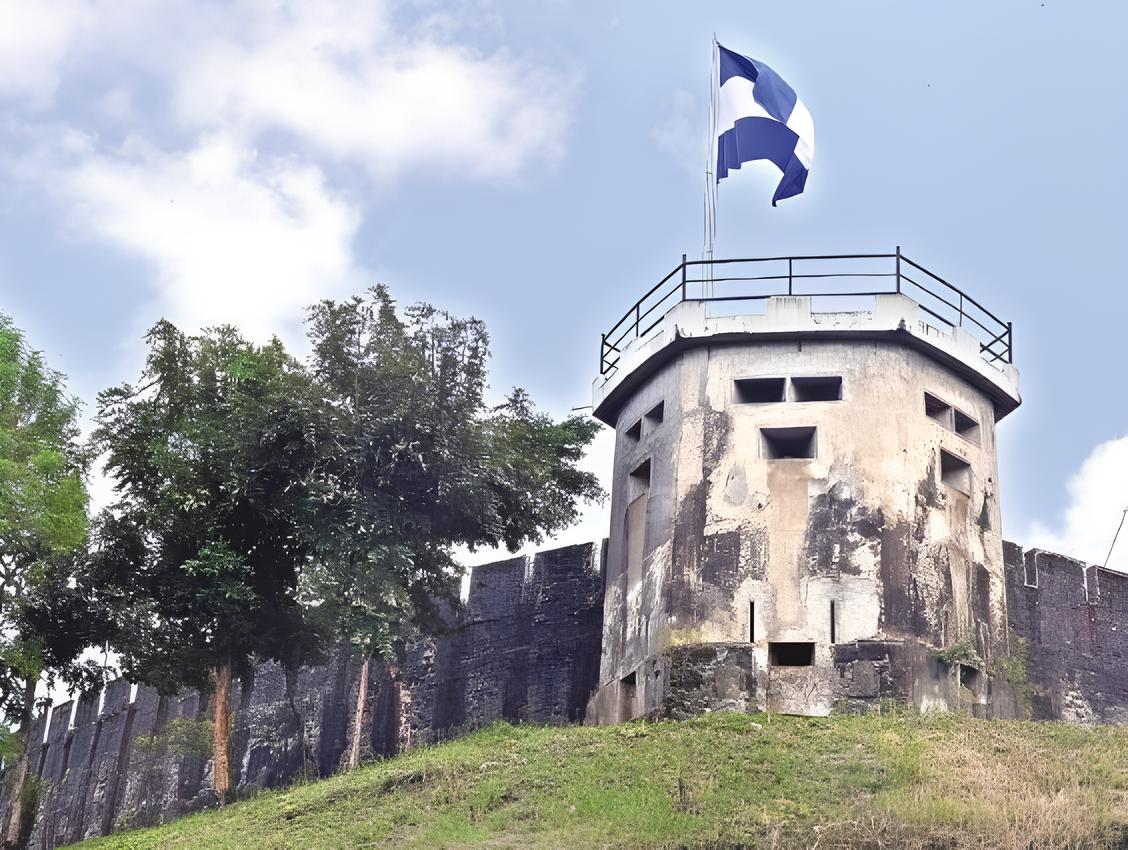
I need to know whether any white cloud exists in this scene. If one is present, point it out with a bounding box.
[171,2,573,180]
[3,0,575,181]
[2,0,577,341]
[59,133,362,342]
[0,1,89,104]
[1022,435,1128,573]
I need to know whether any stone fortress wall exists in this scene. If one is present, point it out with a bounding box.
[1,536,1126,848]
[5,543,605,849]
[4,537,1127,849]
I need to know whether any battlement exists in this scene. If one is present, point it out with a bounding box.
[1004,542,1128,724]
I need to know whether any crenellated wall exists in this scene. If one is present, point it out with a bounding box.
[1004,542,1128,724]
[5,542,605,849]
[4,536,1127,849]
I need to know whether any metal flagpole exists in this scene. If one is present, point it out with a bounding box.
[702,35,718,298]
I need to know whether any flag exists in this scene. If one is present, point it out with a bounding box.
[715,44,814,205]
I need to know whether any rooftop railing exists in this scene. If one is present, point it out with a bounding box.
[599,248,1013,376]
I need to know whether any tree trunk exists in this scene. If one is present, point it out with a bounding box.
[283,664,308,780]
[212,661,233,807]
[347,654,371,770]
[3,676,39,849]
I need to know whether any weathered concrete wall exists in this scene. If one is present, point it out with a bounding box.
[1005,543,1128,724]
[591,326,1010,720]
[4,542,604,849]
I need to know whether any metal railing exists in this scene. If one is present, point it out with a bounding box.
[599,248,1013,375]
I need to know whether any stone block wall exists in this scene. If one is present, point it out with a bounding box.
[5,541,605,849]
[1004,542,1128,724]
[5,536,1128,849]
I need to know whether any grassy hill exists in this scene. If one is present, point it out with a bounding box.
[73,711,1127,850]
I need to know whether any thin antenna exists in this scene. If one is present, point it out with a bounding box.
[1102,507,1128,570]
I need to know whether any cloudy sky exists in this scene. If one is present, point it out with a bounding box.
[1,0,1125,571]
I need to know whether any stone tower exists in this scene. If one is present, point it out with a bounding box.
[585,251,1021,721]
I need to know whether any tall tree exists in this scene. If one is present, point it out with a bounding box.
[89,322,324,804]
[0,314,101,848]
[302,287,602,766]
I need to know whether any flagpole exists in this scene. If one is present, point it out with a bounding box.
[702,35,718,296]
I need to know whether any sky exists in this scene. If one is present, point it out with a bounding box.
[1,0,1125,572]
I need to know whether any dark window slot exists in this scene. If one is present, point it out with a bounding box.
[829,601,836,644]
[924,392,953,428]
[749,601,755,642]
[761,426,817,460]
[769,642,815,667]
[734,377,786,404]
[625,419,642,441]
[629,458,651,487]
[645,401,665,425]
[939,448,971,493]
[953,408,980,445]
[792,376,843,402]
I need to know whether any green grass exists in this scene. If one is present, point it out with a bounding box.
[73,711,1128,849]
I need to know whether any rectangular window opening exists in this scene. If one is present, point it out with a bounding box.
[734,376,786,404]
[792,376,843,402]
[619,671,637,722]
[645,401,665,425]
[925,392,953,429]
[939,448,971,494]
[629,458,651,488]
[624,419,642,442]
[749,601,755,642]
[953,409,981,445]
[769,642,815,667]
[625,493,648,592]
[829,601,837,644]
[761,426,817,460]
[959,664,981,691]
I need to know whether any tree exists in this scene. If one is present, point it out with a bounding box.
[0,314,102,848]
[89,322,325,805]
[302,288,602,767]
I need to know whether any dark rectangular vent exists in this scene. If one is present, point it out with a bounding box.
[734,377,786,404]
[940,448,971,493]
[924,392,953,428]
[792,376,843,402]
[954,408,980,445]
[761,427,817,460]
[769,642,815,667]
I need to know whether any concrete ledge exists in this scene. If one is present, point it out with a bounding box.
[593,295,1021,424]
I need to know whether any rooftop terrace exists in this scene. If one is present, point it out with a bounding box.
[593,249,1020,424]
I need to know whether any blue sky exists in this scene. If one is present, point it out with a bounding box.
[1,0,1125,570]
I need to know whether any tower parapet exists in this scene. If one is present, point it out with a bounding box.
[587,250,1023,721]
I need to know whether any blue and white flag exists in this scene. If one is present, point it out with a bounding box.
[716,45,814,205]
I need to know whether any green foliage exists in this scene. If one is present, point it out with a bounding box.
[0,726,23,762]
[0,312,103,732]
[931,640,983,668]
[135,718,215,760]
[89,321,326,694]
[74,713,1128,850]
[989,635,1030,686]
[90,287,602,697]
[989,634,1033,715]
[301,287,602,659]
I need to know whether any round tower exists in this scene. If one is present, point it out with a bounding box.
[586,250,1021,721]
